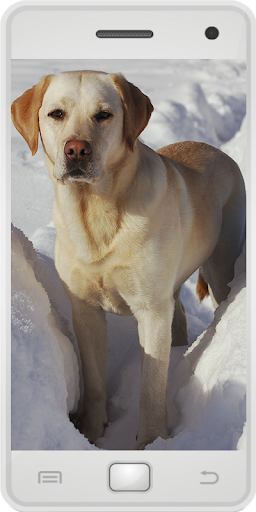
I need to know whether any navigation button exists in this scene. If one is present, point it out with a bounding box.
[38,471,62,484]
[200,471,219,484]
[109,463,150,492]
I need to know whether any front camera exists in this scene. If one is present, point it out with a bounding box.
[205,27,219,40]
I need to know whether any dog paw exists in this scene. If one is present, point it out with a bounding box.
[135,437,155,450]
[69,413,106,444]
[135,431,169,450]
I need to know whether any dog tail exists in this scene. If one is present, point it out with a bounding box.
[196,269,210,302]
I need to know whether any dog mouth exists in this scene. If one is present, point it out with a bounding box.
[61,166,100,184]
[65,168,86,180]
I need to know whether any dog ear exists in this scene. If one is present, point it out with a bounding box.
[11,75,52,155]
[111,73,154,151]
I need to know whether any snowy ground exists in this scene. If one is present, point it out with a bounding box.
[11,59,246,450]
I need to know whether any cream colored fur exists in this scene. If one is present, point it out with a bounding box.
[11,70,246,449]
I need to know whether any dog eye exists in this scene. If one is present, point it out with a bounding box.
[48,109,65,119]
[95,111,112,122]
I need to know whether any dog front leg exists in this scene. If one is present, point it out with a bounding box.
[135,300,174,449]
[69,296,108,443]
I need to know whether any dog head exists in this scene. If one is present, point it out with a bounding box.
[11,70,153,184]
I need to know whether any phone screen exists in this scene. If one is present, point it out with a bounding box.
[11,57,247,452]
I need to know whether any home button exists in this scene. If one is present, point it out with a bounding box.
[109,463,150,492]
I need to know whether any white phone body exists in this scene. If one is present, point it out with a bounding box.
[1,1,256,511]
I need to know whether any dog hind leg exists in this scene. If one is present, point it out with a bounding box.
[200,196,245,307]
[172,287,188,346]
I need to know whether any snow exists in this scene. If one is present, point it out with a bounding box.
[146,247,246,451]
[11,59,246,450]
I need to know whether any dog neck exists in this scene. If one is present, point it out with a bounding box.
[49,143,142,262]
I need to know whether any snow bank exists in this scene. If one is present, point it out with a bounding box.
[11,225,94,450]
[221,116,247,178]
[147,248,246,451]
[142,81,221,149]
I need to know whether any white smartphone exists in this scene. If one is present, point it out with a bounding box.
[1,1,256,511]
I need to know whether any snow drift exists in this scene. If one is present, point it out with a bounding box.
[147,248,246,451]
[11,225,94,450]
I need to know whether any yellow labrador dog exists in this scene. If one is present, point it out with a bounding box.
[12,70,245,449]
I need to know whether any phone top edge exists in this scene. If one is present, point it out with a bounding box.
[1,0,256,16]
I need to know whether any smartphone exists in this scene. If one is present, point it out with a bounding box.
[1,1,256,511]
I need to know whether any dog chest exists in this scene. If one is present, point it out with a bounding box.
[85,272,133,316]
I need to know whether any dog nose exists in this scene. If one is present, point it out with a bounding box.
[64,140,91,160]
